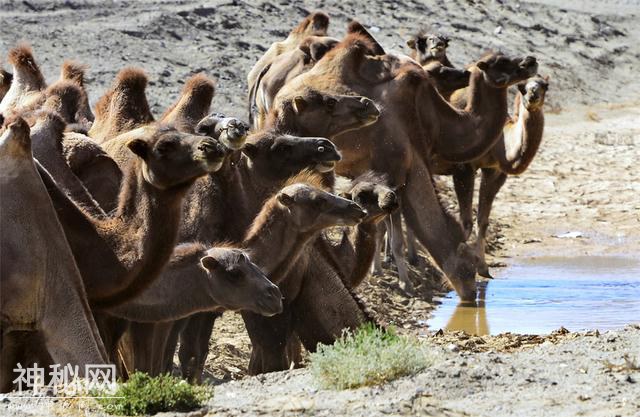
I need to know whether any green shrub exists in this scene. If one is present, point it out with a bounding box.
[95,372,210,416]
[309,324,432,390]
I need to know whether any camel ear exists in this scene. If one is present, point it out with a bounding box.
[406,38,416,50]
[201,255,222,272]
[517,82,527,96]
[292,96,307,114]
[476,61,488,71]
[277,192,295,207]
[127,139,149,159]
[242,142,258,160]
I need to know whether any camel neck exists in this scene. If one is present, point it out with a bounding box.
[243,203,315,284]
[498,100,545,175]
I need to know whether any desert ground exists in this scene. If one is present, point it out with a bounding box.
[0,0,639,415]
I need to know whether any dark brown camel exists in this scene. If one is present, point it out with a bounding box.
[0,116,106,392]
[0,68,12,102]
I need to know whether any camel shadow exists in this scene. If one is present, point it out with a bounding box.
[444,281,490,336]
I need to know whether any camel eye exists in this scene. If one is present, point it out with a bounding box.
[317,146,325,153]
[156,141,177,155]
[325,98,337,109]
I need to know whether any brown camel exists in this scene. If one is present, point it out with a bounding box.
[432,75,550,277]
[89,67,155,142]
[406,31,453,67]
[251,35,339,129]
[247,10,330,123]
[59,60,95,129]
[0,116,106,392]
[0,68,12,102]
[274,27,538,299]
[0,44,47,114]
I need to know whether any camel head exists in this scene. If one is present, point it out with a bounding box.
[0,115,31,159]
[291,11,330,37]
[126,126,226,190]
[407,32,450,65]
[242,132,341,178]
[424,62,471,95]
[272,89,380,137]
[474,52,538,89]
[517,75,549,111]
[277,182,366,231]
[200,247,283,317]
[340,173,398,224]
[443,243,478,302]
[196,114,249,151]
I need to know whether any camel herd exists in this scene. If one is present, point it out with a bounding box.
[0,11,548,389]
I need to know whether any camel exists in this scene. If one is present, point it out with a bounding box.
[89,67,155,142]
[406,31,453,67]
[0,44,47,114]
[251,35,339,129]
[431,75,550,277]
[0,116,106,392]
[247,10,330,123]
[0,68,11,102]
[59,60,95,129]
[273,26,538,299]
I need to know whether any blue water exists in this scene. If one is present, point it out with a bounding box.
[428,256,640,335]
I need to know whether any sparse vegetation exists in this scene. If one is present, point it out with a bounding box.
[309,324,433,390]
[95,372,211,416]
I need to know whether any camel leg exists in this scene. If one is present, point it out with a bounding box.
[162,319,186,375]
[405,227,420,266]
[371,223,385,275]
[453,164,476,240]
[178,312,219,383]
[476,168,507,278]
[399,159,476,300]
[388,210,412,292]
[242,308,292,375]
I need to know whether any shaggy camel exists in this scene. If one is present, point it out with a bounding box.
[406,31,453,67]
[0,68,11,102]
[431,75,550,277]
[89,67,155,142]
[251,35,339,129]
[0,116,106,392]
[0,44,46,114]
[274,27,538,299]
[247,10,330,123]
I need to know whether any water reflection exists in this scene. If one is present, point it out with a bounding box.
[444,282,489,335]
[429,256,640,335]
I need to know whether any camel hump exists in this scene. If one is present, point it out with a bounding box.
[182,73,216,97]
[61,60,88,86]
[45,80,82,103]
[346,20,385,55]
[8,43,37,68]
[291,11,329,35]
[114,67,148,92]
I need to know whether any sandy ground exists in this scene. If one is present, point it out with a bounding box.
[1,0,639,416]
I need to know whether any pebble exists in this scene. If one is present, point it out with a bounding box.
[447,343,460,352]
[494,26,503,35]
